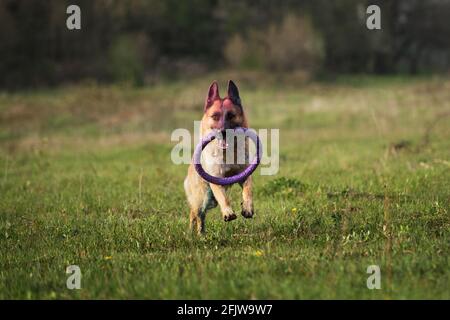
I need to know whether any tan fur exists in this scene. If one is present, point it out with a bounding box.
[184,81,254,234]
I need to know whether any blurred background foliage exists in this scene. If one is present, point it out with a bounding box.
[0,0,449,89]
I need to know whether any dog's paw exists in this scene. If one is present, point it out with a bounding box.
[223,212,237,222]
[241,209,254,218]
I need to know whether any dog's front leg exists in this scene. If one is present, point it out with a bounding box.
[241,176,254,218]
[209,184,237,221]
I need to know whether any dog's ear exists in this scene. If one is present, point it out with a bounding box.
[227,80,241,106]
[204,81,220,111]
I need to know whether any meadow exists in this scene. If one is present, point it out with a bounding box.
[0,73,449,299]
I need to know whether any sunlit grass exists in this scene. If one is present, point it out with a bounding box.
[0,74,449,299]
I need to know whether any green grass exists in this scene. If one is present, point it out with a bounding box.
[1,73,449,299]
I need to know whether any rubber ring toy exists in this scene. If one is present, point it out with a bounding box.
[194,127,262,186]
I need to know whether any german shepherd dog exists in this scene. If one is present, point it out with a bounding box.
[184,80,253,234]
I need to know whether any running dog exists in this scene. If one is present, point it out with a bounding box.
[184,80,254,234]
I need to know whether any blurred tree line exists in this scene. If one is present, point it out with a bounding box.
[0,0,449,88]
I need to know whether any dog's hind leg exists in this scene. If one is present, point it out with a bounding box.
[185,171,206,234]
[185,174,218,234]
[189,208,200,233]
[194,187,218,234]
[188,200,206,234]
[203,185,218,211]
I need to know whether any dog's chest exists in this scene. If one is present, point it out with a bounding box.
[201,141,248,178]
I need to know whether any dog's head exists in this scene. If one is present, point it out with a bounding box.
[201,80,247,144]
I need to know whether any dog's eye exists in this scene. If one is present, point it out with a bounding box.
[211,113,221,121]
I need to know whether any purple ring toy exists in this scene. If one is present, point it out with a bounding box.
[194,128,262,186]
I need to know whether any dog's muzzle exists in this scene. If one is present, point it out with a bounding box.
[217,129,229,149]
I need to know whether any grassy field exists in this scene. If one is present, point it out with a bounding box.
[0,73,449,299]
